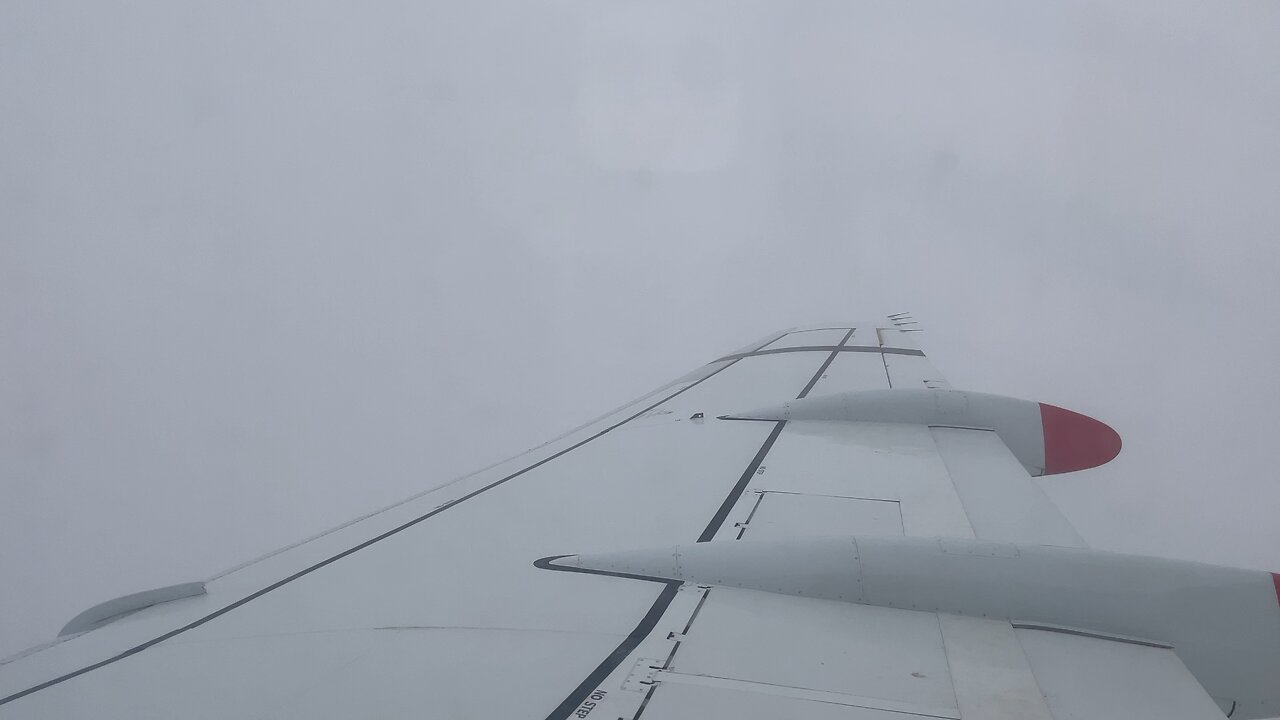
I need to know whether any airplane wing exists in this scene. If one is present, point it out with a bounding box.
[3,318,1277,719]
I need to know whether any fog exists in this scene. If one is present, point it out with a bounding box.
[3,0,1279,666]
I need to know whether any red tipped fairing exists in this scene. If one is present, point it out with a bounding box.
[1039,403,1122,475]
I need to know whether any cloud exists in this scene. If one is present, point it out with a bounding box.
[2,0,1278,675]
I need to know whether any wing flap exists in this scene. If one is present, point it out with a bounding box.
[631,589,1228,720]
[735,422,976,539]
[737,492,903,539]
[662,588,959,717]
[938,614,1055,720]
[929,427,1085,547]
[638,682,948,720]
[617,585,1230,720]
[1015,628,1230,720]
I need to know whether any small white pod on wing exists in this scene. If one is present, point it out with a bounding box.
[561,536,1280,717]
[727,389,1122,476]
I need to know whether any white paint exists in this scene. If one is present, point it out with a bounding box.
[654,671,961,719]
[817,351,896,395]
[756,422,976,539]
[886,353,951,389]
[938,614,1054,720]
[669,587,958,711]
[1016,628,1229,720]
[638,682,936,720]
[734,389,1048,476]
[741,492,903,539]
[761,328,855,349]
[930,427,1084,546]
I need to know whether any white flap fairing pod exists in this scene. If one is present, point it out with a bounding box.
[552,537,1280,717]
[726,388,1121,476]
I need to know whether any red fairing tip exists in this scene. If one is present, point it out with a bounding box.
[1039,403,1122,475]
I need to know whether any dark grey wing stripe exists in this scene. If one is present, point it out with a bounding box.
[541,328,855,719]
[713,345,924,362]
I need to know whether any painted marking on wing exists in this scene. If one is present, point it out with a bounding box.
[539,329,855,720]
[572,688,607,719]
[533,572,680,720]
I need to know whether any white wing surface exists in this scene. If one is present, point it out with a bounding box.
[3,318,1277,719]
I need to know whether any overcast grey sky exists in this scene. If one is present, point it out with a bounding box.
[2,1,1278,660]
